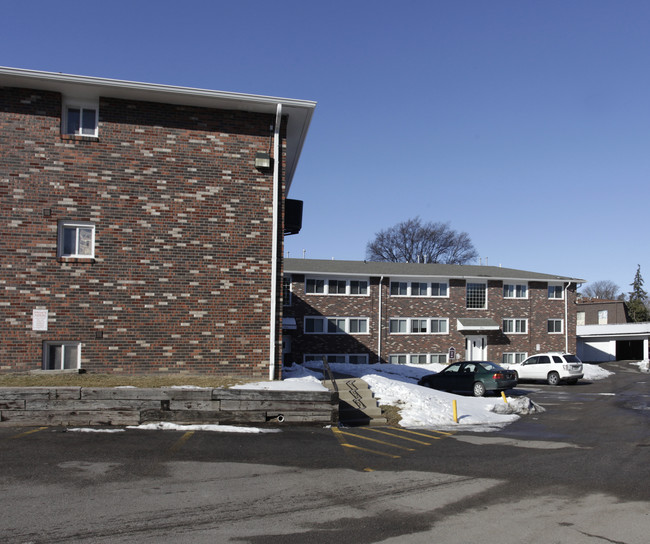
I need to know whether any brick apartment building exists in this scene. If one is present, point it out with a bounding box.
[283,259,584,367]
[0,67,315,379]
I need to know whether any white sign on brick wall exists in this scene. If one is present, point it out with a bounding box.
[32,309,48,331]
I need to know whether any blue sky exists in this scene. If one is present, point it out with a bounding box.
[3,1,649,296]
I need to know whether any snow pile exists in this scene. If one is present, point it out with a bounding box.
[128,422,281,433]
[633,360,650,373]
[583,364,614,380]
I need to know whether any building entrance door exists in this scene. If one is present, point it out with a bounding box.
[466,335,487,361]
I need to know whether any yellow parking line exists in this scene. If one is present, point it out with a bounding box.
[169,431,194,453]
[398,428,455,439]
[341,443,401,459]
[363,428,432,445]
[10,427,48,439]
[333,428,415,452]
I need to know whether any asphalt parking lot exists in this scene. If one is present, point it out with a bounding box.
[1,361,648,543]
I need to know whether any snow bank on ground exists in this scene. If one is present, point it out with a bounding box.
[582,364,614,380]
[632,360,650,373]
[283,361,547,430]
[232,374,326,391]
[128,422,281,433]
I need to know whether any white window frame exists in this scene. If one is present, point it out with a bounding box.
[63,99,99,137]
[466,282,487,309]
[598,310,608,325]
[390,279,449,298]
[548,283,564,300]
[502,318,528,334]
[502,352,527,365]
[304,354,369,364]
[389,317,449,335]
[304,316,369,335]
[577,311,585,326]
[57,220,95,258]
[389,353,448,365]
[503,283,528,299]
[305,276,369,296]
[43,342,81,370]
[547,319,564,333]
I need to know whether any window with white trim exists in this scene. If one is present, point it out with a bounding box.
[548,284,564,299]
[577,311,585,326]
[503,283,528,299]
[502,352,527,365]
[304,317,369,334]
[389,353,448,365]
[547,319,563,333]
[389,317,448,334]
[304,354,369,364]
[63,100,98,137]
[598,310,608,325]
[58,221,95,258]
[390,280,448,297]
[305,277,368,295]
[502,318,528,334]
[43,342,81,370]
[466,282,487,309]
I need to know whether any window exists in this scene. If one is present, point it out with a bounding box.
[598,310,608,325]
[63,102,98,137]
[388,354,448,365]
[502,318,527,334]
[305,354,368,364]
[547,319,563,333]
[577,311,585,326]
[411,282,428,296]
[43,342,80,370]
[502,352,527,365]
[548,284,564,299]
[390,282,408,296]
[466,282,487,309]
[328,279,347,294]
[306,278,325,294]
[305,277,368,295]
[503,283,527,299]
[389,317,448,334]
[410,354,428,365]
[305,317,368,334]
[58,221,95,258]
[350,280,368,295]
[283,276,292,306]
[431,282,448,297]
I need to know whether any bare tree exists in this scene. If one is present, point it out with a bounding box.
[366,217,478,265]
[579,280,623,300]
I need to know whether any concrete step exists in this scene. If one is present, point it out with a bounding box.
[323,378,387,426]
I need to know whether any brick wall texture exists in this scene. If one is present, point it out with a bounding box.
[285,274,578,365]
[1,86,286,378]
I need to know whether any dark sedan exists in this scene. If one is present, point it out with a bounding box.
[417,361,518,397]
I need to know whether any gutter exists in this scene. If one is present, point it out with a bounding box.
[269,103,282,380]
[378,276,384,363]
[565,281,572,352]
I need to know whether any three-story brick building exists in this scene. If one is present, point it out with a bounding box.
[283,258,584,367]
[0,67,315,379]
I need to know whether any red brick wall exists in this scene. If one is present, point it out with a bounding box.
[1,86,286,377]
[284,274,578,364]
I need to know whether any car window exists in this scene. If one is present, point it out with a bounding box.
[444,363,462,373]
[463,364,477,373]
[552,356,563,364]
[564,354,581,363]
[525,356,538,365]
[539,356,550,364]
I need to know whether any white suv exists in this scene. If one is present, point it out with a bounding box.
[507,353,584,385]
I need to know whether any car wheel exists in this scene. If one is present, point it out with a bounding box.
[547,371,560,386]
[473,381,486,397]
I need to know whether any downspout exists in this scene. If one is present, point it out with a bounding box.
[564,281,572,353]
[377,276,384,363]
[269,103,282,380]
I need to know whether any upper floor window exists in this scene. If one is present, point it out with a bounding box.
[547,319,563,333]
[63,99,98,137]
[577,311,585,326]
[598,310,608,324]
[503,283,527,299]
[390,280,448,297]
[389,317,448,334]
[58,221,95,258]
[305,277,368,296]
[466,282,487,309]
[548,284,564,299]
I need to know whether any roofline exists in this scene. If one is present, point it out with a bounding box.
[284,258,585,283]
[0,66,316,189]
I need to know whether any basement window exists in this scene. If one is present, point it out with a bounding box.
[43,342,81,370]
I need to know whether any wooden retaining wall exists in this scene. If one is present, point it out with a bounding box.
[0,387,339,427]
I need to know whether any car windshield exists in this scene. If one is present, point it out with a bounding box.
[564,354,581,363]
